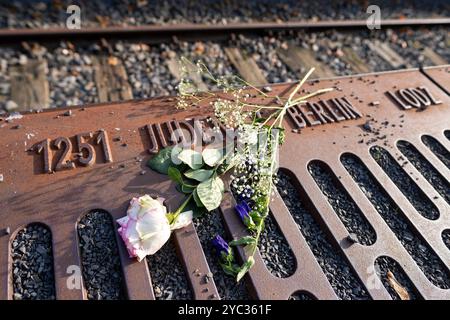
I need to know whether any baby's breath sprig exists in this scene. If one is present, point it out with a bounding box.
[173,57,333,282]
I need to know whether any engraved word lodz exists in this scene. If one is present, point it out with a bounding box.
[386,86,442,110]
[287,96,362,130]
[34,129,113,173]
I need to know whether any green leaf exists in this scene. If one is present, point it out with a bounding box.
[147,147,180,174]
[184,169,214,182]
[182,194,208,218]
[168,166,183,184]
[202,147,223,167]
[236,256,255,282]
[196,176,224,211]
[229,236,256,246]
[181,184,196,193]
[220,263,238,277]
[178,149,203,170]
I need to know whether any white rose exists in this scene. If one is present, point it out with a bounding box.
[117,195,193,261]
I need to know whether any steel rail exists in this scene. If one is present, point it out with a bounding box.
[0,18,448,43]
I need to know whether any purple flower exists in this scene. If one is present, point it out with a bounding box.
[211,235,229,257]
[235,201,251,223]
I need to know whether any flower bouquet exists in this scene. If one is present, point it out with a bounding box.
[117,57,332,281]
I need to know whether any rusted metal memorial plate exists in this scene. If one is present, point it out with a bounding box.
[0,68,449,300]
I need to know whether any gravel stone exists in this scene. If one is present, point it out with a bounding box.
[375,256,422,300]
[397,140,450,205]
[78,211,125,300]
[193,210,249,300]
[307,160,376,245]
[259,212,296,278]
[442,230,450,251]
[11,224,56,300]
[146,238,193,300]
[289,291,315,300]
[421,135,450,170]
[370,146,439,220]
[276,170,370,300]
[341,153,450,289]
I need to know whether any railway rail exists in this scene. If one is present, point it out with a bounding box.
[0,18,449,43]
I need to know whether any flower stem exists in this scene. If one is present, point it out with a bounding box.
[171,193,194,222]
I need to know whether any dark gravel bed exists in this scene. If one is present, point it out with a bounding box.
[289,291,316,300]
[307,160,377,246]
[115,42,177,98]
[175,40,238,90]
[443,230,450,251]
[0,42,98,111]
[397,140,450,205]
[233,34,297,84]
[421,135,450,170]
[1,0,448,29]
[277,170,371,300]
[341,153,450,289]
[193,210,250,300]
[11,224,55,300]
[375,256,421,300]
[370,146,439,220]
[258,212,296,278]
[77,211,125,300]
[45,42,98,107]
[146,238,193,300]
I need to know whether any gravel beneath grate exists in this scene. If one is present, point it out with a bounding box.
[193,210,250,300]
[78,211,125,300]
[397,140,450,205]
[341,153,450,289]
[276,170,370,300]
[307,160,377,246]
[370,146,439,220]
[146,238,193,300]
[445,130,450,141]
[375,256,421,300]
[443,230,450,251]
[11,224,55,300]
[289,291,316,300]
[421,135,450,170]
[259,212,296,278]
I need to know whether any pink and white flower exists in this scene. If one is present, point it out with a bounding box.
[117,195,192,261]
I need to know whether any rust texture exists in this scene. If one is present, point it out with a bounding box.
[0,67,449,300]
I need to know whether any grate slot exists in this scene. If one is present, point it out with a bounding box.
[193,211,249,300]
[77,210,125,300]
[443,230,450,252]
[258,211,296,278]
[370,146,440,220]
[307,160,377,246]
[146,238,193,300]
[11,223,56,300]
[375,256,422,300]
[397,140,450,205]
[289,291,317,300]
[421,135,450,170]
[277,169,370,300]
[341,153,450,289]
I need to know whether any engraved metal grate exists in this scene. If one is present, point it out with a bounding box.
[1,66,449,300]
